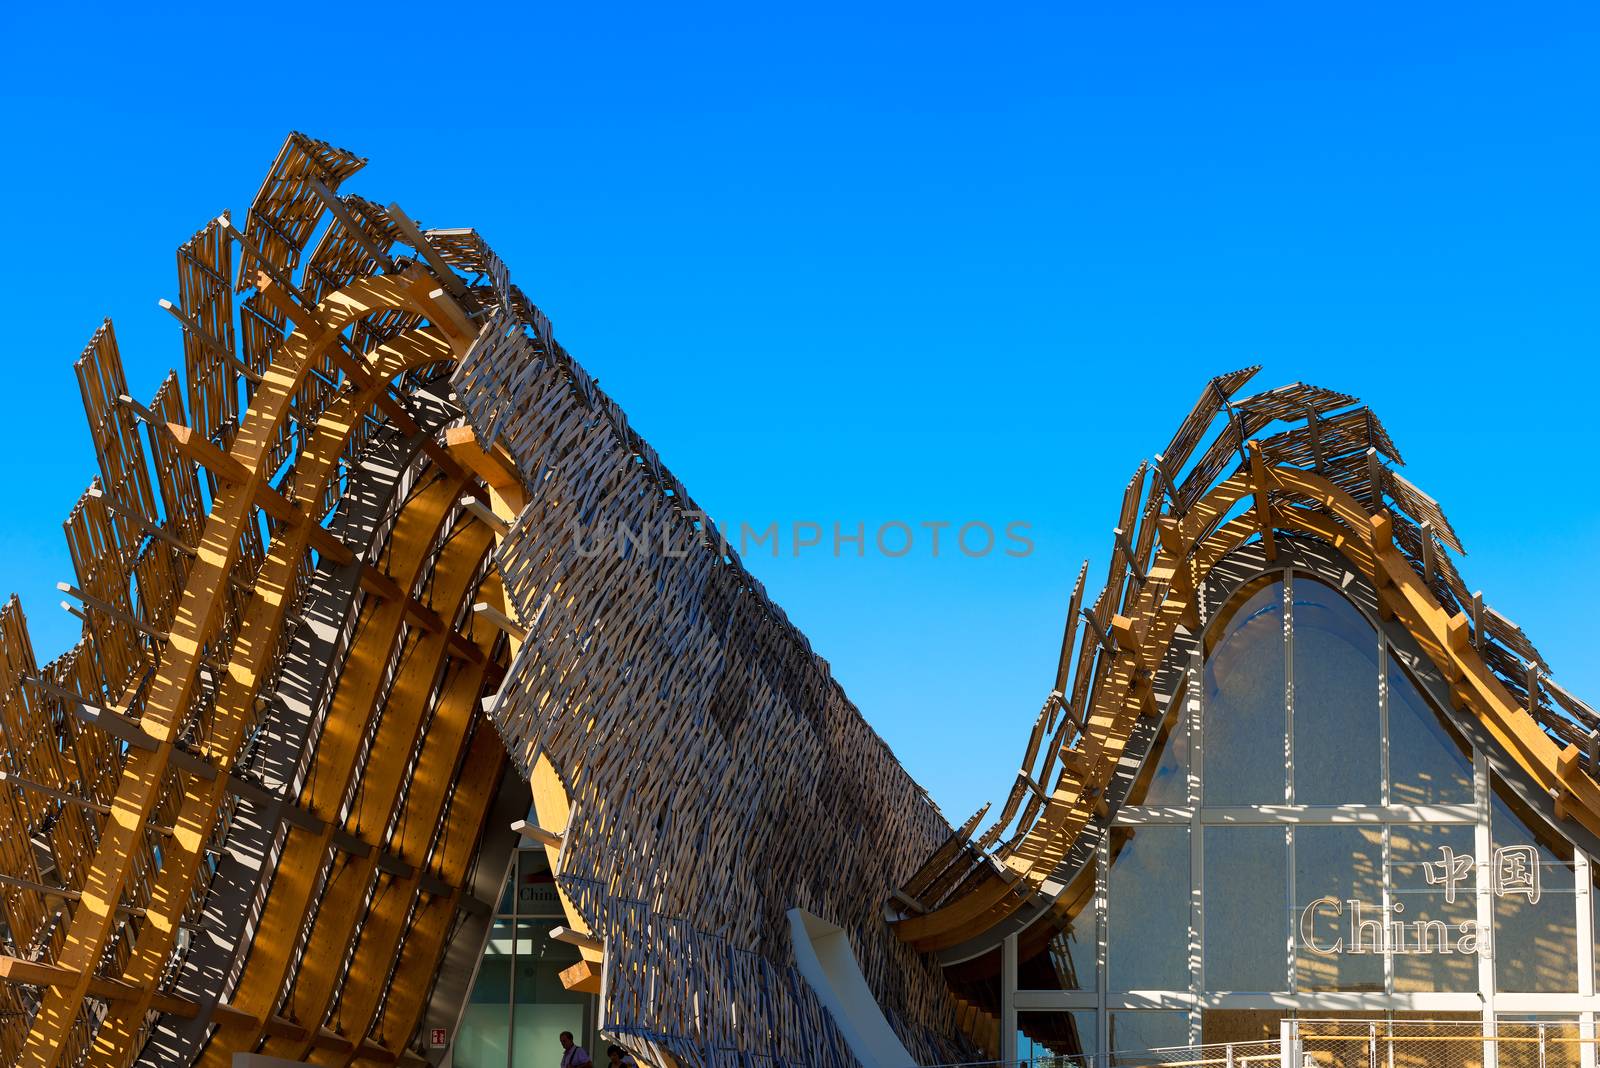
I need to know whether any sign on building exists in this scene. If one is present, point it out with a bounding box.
[1298,844,1542,957]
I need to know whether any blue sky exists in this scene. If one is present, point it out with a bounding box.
[0,3,1595,828]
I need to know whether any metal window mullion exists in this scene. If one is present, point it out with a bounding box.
[1283,570,1295,998]
[1284,569,1294,806]
[1190,640,1205,1044]
[1002,932,1019,1067]
[1378,630,1395,999]
[1575,848,1596,1068]
[1097,830,1109,1063]
[1579,851,1595,999]
[1379,639,1391,808]
[1381,821,1394,997]
[1477,747,1498,1068]
[1287,822,1297,995]
[506,853,520,1068]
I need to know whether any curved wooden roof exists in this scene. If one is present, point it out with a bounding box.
[892,367,1600,955]
[0,132,523,1068]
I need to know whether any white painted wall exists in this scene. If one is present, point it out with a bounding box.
[788,908,917,1068]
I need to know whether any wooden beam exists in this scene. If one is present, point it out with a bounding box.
[158,299,261,384]
[56,582,167,641]
[1,956,202,1018]
[472,602,526,642]
[305,177,396,274]
[510,819,563,849]
[444,426,524,500]
[548,926,604,954]
[166,421,248,483]
[88,484,196,557]
[1245,440,1277,562]
[459,496,509,536]
[33,282,458,1068]
[1112,526,1146,585]
[384,203,470,301]
[205,482,488,1062]
[558,959,603,995]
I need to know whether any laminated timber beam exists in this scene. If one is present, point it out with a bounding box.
[0,958,312,1042]
[449,457,612,978]
[558,960,603,995]
[197,476,476,1061]
[383,203,472,304]
[4,137,538,1068]
[25,273,471,1068]
[312,585,510,1067]
[1245,439,1278,562]
[238,523,497,1063]
[88,322,470,1068]
[328,718,509,1067]
[443,426,525,507]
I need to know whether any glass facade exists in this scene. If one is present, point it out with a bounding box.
[1105,825,1189,991]
[1013,568,1599,1066]
[454,846,600,1068]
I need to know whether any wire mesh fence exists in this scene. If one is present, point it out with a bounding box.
[1294,1017,1581,1068]
[1011,1038,1282,1068]
[924,1017,1590,1068]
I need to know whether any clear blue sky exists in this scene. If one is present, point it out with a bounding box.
[1,3,1595,828]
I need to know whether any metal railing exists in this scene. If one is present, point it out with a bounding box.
[921,1018,1591,1068]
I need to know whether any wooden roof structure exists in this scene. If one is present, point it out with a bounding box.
[0,132,541,1068]
[0,132,980,1068]
[890,367,1600,961]
[4,131,1594,1068]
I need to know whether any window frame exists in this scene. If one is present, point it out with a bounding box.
[1013,564,1598,1068]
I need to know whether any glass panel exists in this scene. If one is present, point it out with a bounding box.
[515,849,565,917]
[1294,825,1383,991]
[1204,581,1286,805]
[1387,658,1473,805]
[512,921,587,1064]
[1107,826,1190,990]
[1389,822,1478,992]
[1019,868,1097,991]
[1203,826,1286,991]
[1018,1010,1097,1068]
[1495,1016,1579,1068]
[1133,696,1189,807]
[456,918,514,1068]
[1108,1011,1189,1060]
[1491,780,1577,992]
[1291,579,1380,805]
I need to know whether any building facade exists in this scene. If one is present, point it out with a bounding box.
[453,840,598,1068]
[996,545,1598,1068]
[0,134,1595,1068]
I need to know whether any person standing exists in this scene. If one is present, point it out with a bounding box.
[560,1032,592,1068]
